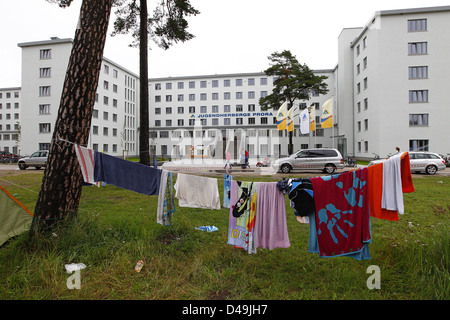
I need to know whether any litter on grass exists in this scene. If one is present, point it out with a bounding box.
[195,226,218,232]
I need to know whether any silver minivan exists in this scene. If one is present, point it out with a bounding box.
[17,150,49,170]
[273,148,344,174]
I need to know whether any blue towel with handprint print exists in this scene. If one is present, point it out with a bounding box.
[310,168,371,260]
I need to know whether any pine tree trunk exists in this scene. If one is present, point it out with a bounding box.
[30,0,114,234]
[139,0,150,166]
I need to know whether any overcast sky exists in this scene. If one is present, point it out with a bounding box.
[1,0,449,88]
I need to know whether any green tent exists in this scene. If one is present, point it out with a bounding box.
[0,185,33,247]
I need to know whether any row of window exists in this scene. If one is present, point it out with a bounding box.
[357,60,429,79]
[155,104,260,115]
[356,82,429,103]
[356,114,429,132]
[154,116,327,128]
[0,123,19,131]
[103,80,119,93]
[157,143,327,157]
[36,61,125,92]
[36,122,136,141]
[154,77,269,90]
[92,143,120,153]
[36,96,128,113]
[92,126,118,137]
[0,113,19,121]
[360,41,429,57]
[103,64,119,79]
[155,91,269,102]
[92,110,119,122]
[0,92,20,99]
[0,134,19,141]
[37,49,137,103]
[357,139,431,154]
[151,128,324,139]
[0,103,19,109]
[155,117,271,127]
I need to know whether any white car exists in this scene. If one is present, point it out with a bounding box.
[17,150,49,170]
[368,151,446,175]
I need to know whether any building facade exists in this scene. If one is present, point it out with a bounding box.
[1,6,449,160]
[337,6,450,159]
[148,71,336,161]
[0,87,21,155]
[15,37,139,157]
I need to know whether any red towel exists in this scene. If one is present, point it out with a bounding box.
[311,168,371,258]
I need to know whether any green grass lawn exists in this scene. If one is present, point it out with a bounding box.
[0,170,448,300]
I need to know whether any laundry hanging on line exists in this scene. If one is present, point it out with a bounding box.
[276,152,414,260]
[227,180,257,254]
[157,170,176,226]
[223,174,232,209]
[94,151,162,195]
[254,181,291,250]
[228,180,290,254]
[72,142,415,260]
[310,168,372,260]
[74,144,175,225]
[368,152,415,221]
[74,145,99,186]
[174,173,221,210]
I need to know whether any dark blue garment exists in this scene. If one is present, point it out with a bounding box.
[288,179,315,217]
[94,152,162,195]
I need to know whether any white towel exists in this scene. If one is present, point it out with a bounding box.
[381,153,404,214]
[174,173,221,210]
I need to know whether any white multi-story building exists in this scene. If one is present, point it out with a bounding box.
[1,5,449,160]
[15,37,139,156]
[0,87,21,155]
[148,71,336,160]
[337,6,450,159]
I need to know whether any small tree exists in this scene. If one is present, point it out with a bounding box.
[259,50,329,154]
[112,0,199,165]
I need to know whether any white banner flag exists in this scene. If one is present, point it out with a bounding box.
[299,108,310,134]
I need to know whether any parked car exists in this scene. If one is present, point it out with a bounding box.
[273,148,344,174]
[368,151,446,175]
[0,151,20,163]
[440,154,450,167]
[409,151,446,174]
[17,150,49,170]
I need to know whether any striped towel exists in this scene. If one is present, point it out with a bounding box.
[74,145,97,185]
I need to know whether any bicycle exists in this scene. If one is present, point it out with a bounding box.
[344,155,357,167]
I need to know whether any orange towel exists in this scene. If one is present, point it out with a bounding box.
[368,152,414,221]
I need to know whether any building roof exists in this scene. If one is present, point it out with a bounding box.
[377,5,450,16]
[17,37,73,48]
[350,5,450,47]
[148,69,335,82]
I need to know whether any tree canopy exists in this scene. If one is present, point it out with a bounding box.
[259,50,329,155]
[112,0,199,49]
[259,50,329,111]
